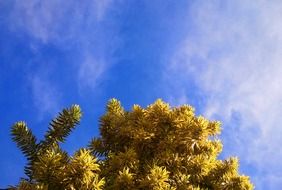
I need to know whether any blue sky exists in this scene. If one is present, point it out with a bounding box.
[1,0,282,189]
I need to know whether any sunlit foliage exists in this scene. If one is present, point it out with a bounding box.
[10,105,104,190]
[10,99,253,189]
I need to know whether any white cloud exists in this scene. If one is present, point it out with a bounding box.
[10,0,114,43]
[164,1,282,188]
[78,54,106,91]
[8,0,120,96]
[30,74,60,118]
[94,0,114,21]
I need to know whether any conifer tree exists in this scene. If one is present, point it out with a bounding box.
[10,105,104,190]
[89,99,253,190]
[10,99,253,189]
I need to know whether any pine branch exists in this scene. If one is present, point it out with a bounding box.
[11,121,38,161]
[11,121,38,179]
[42,105,82,147]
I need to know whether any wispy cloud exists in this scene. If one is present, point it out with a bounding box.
[7,0,121,113]
[30,74,61,118]
[164,1,282,188]
[78,54,106,91]
[9,0,114,44]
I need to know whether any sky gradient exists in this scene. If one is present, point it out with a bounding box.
[1,1,282,189]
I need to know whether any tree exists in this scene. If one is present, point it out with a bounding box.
[10,105,104,190]
[10,99,253,190]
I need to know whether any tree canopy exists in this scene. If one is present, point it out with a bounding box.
[9,99,253,190]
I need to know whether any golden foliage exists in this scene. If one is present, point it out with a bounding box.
[10,99,253,189]
[91,99,253,189]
